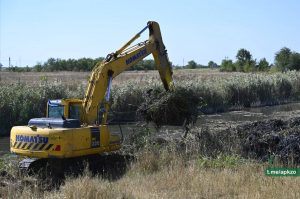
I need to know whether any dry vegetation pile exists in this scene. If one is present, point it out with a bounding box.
[137,87,202,128]
[175,118,300,165]
[239,118,300,164]
[124,117,300,166]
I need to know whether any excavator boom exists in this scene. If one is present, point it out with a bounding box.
[82,21,173,125]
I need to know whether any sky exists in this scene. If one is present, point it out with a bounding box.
[1,0,300,67]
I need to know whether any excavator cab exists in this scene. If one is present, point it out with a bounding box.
[47,99,82,120]
[26,99,83,130]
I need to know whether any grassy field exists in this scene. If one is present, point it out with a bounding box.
[0,69,228,87]
[2,69,300,135]
[48,163,299,199]
[1,69,300,198]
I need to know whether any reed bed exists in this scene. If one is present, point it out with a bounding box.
[1,71,300,135]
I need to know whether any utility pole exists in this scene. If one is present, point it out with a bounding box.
[9,57,11,67]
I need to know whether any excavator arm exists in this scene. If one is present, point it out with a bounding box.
[82,21,174,125]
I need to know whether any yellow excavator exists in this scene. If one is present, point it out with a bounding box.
[10,21,173,173]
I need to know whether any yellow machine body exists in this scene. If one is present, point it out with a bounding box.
[10,98,121,159]
[10,125,121,159]
[10,21,173,160]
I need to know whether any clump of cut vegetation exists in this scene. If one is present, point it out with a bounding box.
[137,86,202,128]
[238,118,300,165]
[118,116,300,167]
[180,118,300,165]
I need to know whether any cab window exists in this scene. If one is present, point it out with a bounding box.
[48,105,64,118]
[69,104,80,120]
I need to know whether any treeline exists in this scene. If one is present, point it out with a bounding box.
[4,58,215,72]
[2,47,300,72]
[182,47,300,72]
[220,48,269,72]
[3,57,158,72]
[220,47,300,72]
[173,60,218,69]
[6,57,104,72]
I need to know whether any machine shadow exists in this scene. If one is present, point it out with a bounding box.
[29,153,135,191]
[59,153,135,181]
[84,153,135,181]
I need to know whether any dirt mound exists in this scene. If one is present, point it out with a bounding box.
[137,87,202,128]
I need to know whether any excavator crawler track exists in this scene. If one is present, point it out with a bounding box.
[19,154,134,180]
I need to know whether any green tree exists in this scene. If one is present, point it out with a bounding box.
[45,58,57,71]
[275,47,291,71]
[185,60,198,69]
[220,59,235,72]
[257,58,270,71]
[33,63,43,72]
[243,61,257,72]
[236,48,252,64]
[288,52,300,70]
[235,48,255,72]
[32,57,104,72]
[208,61,218,68]
[131,59,155,70]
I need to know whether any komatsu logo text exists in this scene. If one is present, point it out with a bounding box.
[125,49,147,65]
[16,135,48,144]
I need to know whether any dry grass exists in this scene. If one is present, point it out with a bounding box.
[2,148,299,199]
[0,71,90,86]
[0,69,226,86]
[42,161,300,199]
